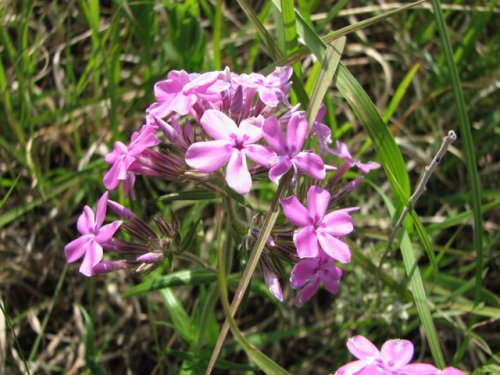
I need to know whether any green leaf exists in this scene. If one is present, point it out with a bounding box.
[159,288,194,345]
[78,306,107,375]
[124,269,216,297]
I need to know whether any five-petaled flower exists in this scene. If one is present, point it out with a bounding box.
[263,112,326,184]
[103,125,160,196]
[185,109,275,194]
[335,335,466,375]
[280,185,358,263]
[64,192,122,276]
[290,252,343,306]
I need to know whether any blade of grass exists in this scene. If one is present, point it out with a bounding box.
[27,265,68,364]
[430,0,484,363]
[212,0,223,70]
[78,305,107,375]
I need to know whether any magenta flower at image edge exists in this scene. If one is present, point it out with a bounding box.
[334,335,467,375]
[64,192,122,276]
[280,185,358,262]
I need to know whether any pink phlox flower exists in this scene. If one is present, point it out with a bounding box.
[290,252,342,306]
[149,70,229,118]
[103,125,160,195]
[312,105,333,155]
[263,112,326,184]
[64,192,122,276]
[237,66,293,107]
[330,141,380,173]
[335,336,466,375]
[280,185,358,262]
[185,109,276,194]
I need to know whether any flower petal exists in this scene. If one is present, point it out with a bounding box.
[307,185,330,224]
[225,151,252,194]
[286,113,308,153]
[400,363,440,375]
[263,117,286,153]
[294,226,319,258]
[346,335,380,360]
[239,118,263,144]
[293,151,326,180]
[79,241,103,277]
[103,156,135,191]
[95,192,109,229]
[77,206,95,234]
[268,156,292,184]
[380,339,414,369]
[294,277,320,306]
[185,140,232,172]
[95,220,122,243]
[64,235,91,263]
[317,231,351,263]
[321,208,358,236]
[321,266,343,295]
[244,144,276,167]
[355,160,380,174]
[290,258,318,288]
[334,361,375,375]
[200,110,238,140]
[279,195,311,227]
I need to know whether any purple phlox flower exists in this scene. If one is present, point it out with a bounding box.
[290,252,342,306]
[263,112,326,184]
[237,66,293,107]
[103,125,160,195]
[280,185,358,263]
[64,192,122,276]
[312,105,333,155]
[148,70,229,118]
[185,109,276,194]
[334,336,466,375]
[330,141,380,173]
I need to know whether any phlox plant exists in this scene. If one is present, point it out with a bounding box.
[64,67,464,374]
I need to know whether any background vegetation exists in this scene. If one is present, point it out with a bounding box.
[0,0,498,374]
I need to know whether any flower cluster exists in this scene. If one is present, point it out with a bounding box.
[64,66,379,302]
[335,336,466,375]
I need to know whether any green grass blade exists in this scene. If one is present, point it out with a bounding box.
[305,38,346,127]
[280,0,299,54]
[401,232,445,367]
[212,0,223,70]
[429,0,483,307]
[430,1,485,363]
[78,305,107,375]
[124,269,217,297]
[160,288,194,345]
[383,63,420,122]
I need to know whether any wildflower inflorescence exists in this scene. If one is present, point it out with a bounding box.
[65,66,376,301]
[62,66,463,372]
